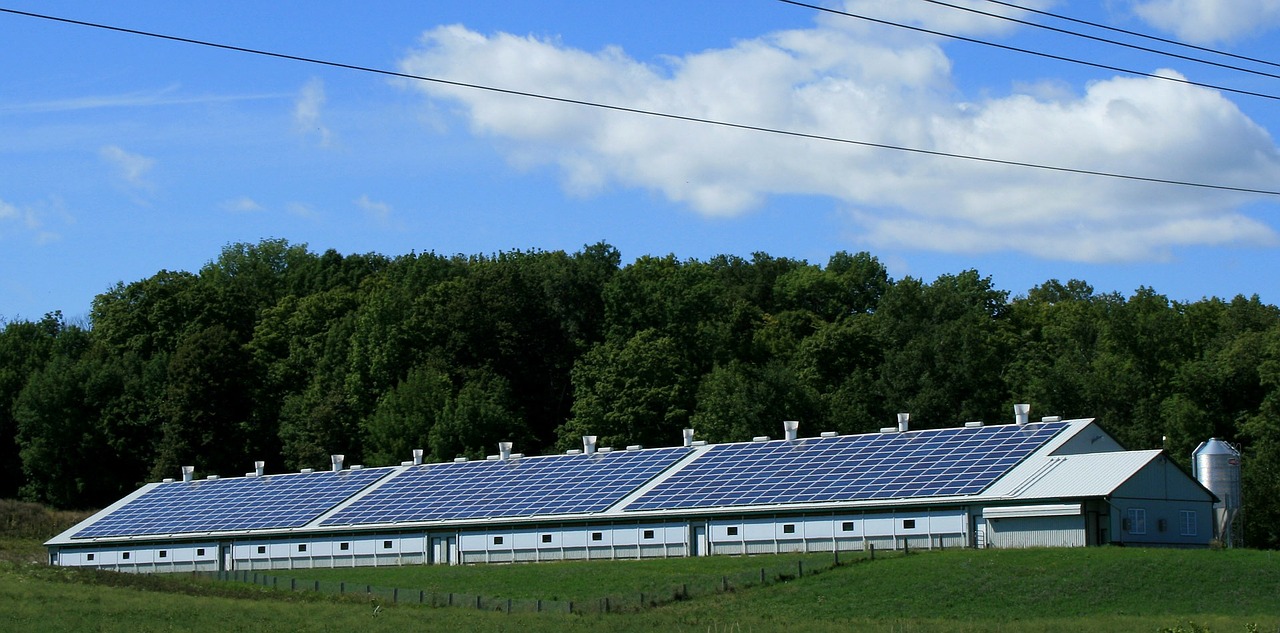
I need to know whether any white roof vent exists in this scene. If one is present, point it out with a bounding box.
[300,468,315,474]
[880,427,899,434]
[784,420,799,441]
[331,454,345,472]
[626,445,643,451]
[454,456,468,462]
[162,478,175,483]
[583,435,598,456]
[181,465,195,482]
[820,431,838,438]
[1014,403,1031,426]
[206,475,219,480]
[254,461,265,477]
[565,449,582,455]
[752,436,770,442]
[897,412,910,433]
[964,421,984,428]
[412,448,424,466]
[683,428,695,447]
[691,440,708,446]
[499,441,513,461]
[1041,415,1062,423]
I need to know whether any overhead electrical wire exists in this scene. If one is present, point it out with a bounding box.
[914,0,1280,81]
[776,0,1280,102]
[982,0,1280,71]
[2,6,1279,198]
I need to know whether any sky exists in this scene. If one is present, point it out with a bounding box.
[3,0,1280,322]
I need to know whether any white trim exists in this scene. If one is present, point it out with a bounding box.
[984,503,1081,519]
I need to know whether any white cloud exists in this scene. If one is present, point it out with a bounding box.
[294,77,333,146]
[99,145,156,192]
[355,195,392,224]
[222,197,264,213]
[397,12,1280,263]
[1130,0,1280,44]
[0,196,71,245]
[286,202,316,218]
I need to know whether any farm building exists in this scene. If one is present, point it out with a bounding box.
[46,407,1218,573]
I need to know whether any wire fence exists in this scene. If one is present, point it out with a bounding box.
[192,544,901,615]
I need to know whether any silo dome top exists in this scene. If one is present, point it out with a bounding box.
[1193,438,1239,458]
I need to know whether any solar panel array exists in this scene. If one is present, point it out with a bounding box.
[72,468,395,539]
[322,448,691,526]
[625,422,1069,512]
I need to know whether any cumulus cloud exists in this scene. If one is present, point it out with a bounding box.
[396,8,1280,263]
[355,195,393,225]
[99,145,156,192]
[222,197,264,213]
[294,77,333,146]
[1130,0,1280,44]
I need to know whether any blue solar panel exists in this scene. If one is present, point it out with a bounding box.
[72,468,395,539]
[625,422,1068,512]
[322,447,691,526]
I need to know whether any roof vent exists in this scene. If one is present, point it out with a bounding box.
[752,436,770,442]
[181,465,195,482]
[784,420,799,441]
[880,426,899,434]
[162,478,175,483]
[300,468,314,474]
[485,454,500,460]
[400,461,413,466]
[820,431,838,438]
[254,461,265,477]
[454,456,468,462]
[583,435,598,456]
[350,465,363,470]
[964,421,984,428]
[626,444,643,451]
[897,413,910,433]
[413,448,424,466]
[206,475,219,480]
[331,454,345,472]
[565,449,582,455]
[598,446,614,453]
[691,440,708,446]
[1041,415,1062,423]
[1014,403,1031,426]
[499,441,513,461]
[682,428,695,447]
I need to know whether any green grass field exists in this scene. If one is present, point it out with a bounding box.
[5,546,1278,632]
[4,501,1278,632]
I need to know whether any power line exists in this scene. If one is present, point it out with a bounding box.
[916,0,1280,82]
[983,0,1280,71]
[3,7,1280,198]
[777,0,1280,102]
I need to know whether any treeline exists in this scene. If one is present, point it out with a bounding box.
[2,239,1279,546]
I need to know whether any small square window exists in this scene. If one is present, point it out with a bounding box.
[493,536,504,545]
[340,542,350,551]
[298,544,307,552]
[383,540,393,549]
[643,529,655,539]
[122,552,131,560]
[727,526,739,536]
[196,548,205,556]
[782,524,796,534]
[541,534,552,543]
[159,550,167,558]
[86,553,95,561]
[841,521,854,532]
[591,532,603,541]
[257,546,266,554]
[903,519,917,530]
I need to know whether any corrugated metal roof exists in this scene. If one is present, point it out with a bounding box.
[982,450,1162,500]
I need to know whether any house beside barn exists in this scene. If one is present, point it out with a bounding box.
[46,406,1218,572]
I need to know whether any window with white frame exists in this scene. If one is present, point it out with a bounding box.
[1180,510,1197,537]
[1126,508,1147,535]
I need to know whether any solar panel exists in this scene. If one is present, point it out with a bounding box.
[72,467,395,539]
[322,447,691,526]
[625,422,1069,512]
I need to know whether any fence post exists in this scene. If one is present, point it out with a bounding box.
[904,539,909,555]
[506,598,511,614]
[340,581,345,594]
[476,595,481,610]
[568,600,573,614]
[798,560,804,578]
[537,599,542,613]
[604,597,610,613]
[448,593,453,606]
[870,544,875,560]
[722,576,728,592]
[419,590,424,604]
[290,578,296,591]
[314,580,319,592]
[393,588,398,603]
[835,547,840,566]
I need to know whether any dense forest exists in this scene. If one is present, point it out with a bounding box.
[2,239,1279,546]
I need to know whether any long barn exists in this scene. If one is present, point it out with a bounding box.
[46,407,1217,572]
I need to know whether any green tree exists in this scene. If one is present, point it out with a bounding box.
[363,366,452,466]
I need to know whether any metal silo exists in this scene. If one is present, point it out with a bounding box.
[1192,439,1242,547]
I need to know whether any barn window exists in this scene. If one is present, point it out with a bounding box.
[493,536,504,545]
[727,526,739,536]
[257,546,266,554]
[782,524,796,534]
[86,553,94,561]
[383,540,393,549]
[841,521,854,532]
[542,534,552,543]
[122,552,130,560]
[643,529,655,539]
[196,548,205,556]
[591,532,603,541]
[159,550,167,558]
[340,542,350,551]
[903,519,916,530]
[1180,511,1197,537]
[1126,508,1147,535]
[298,544,307,553]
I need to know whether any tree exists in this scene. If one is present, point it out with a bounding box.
[363,366,452,466]
[428,371,527,462]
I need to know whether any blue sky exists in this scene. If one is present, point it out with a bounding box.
[3,1,1280,322]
